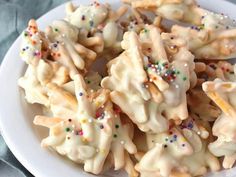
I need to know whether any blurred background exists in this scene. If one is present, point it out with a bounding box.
[0,0,235,176]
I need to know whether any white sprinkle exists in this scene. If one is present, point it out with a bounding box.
[145,85,149,88]
[225,45,229,48]
[143,56,149,64]
[88,119,93,123]
[170,79,174,82]
[39,40,43,43]
[96,149,99,153]
[152,68,156,72]
[175,85,179,89]
[120,141,125,145]
[90,89,94,93]
[115,114,118,118]
[72,124,75,128]
[101,105,104,108]
[35,32,39,36]
[184,63,188,67]
[62,34,66,37]
[197,131,201,135]
[61,42,65,45]
[71,130,75,134]
[149,79,153,82]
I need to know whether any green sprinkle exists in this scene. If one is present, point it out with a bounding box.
[155,61,159,65]
[54,28,59,32]
[144,29,148,33]
[215,25,219,29]
[24,33,28,37]
[113,134,117,138]
[65,127,70,132]
[87,80,91,84]
[144,66,148,71]
[115,125,119,129]
[176,71,180,75]
[199,25,204,30]
[183,77,187,81]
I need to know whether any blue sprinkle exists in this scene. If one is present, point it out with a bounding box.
[89,20,94,27]
[187,123,193,129]
[79,92,83,96]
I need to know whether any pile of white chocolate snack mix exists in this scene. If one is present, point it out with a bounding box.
[18,0,236,177]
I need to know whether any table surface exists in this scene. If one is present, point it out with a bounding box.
[0,0,235,177]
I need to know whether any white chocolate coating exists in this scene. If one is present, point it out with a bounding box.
[66,2,108,30]
[203,79,236,168]
[34,74,137,174]
[102,25,195,133]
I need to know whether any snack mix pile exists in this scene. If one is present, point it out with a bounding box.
[18,0,236,177]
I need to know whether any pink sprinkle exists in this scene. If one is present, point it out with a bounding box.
[79,130,83,136]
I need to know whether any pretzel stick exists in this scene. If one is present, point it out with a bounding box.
[46,83,78,111]
[65,2,76,14]
[132,0,157,9]
[203,82,236,92]
[78,36,103,47]
[34,115,63,128]
[108,6,128,21]
[124,152,139,177]
[195,62,206,73]
[170,171,191,177]
[131,8,144,23]
[153,16,162,28]
[147,69,169,91]
[125,31,148,82]
[74,43,97,61]
[146,82,163,103]
[148,25,168,62]
[216,29,236,39]
[205,91,236,117]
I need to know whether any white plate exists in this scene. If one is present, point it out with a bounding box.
[0,0,236,177]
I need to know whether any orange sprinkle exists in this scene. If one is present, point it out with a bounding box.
[51,52,56,57]
[57,53,61,57]
[32,41,36,45]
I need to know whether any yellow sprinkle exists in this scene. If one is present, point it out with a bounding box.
[180,137,186,142]
[95,101,101,107]
[82,138,88,143]
[80,119,87,124]
[100,149,105,154]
